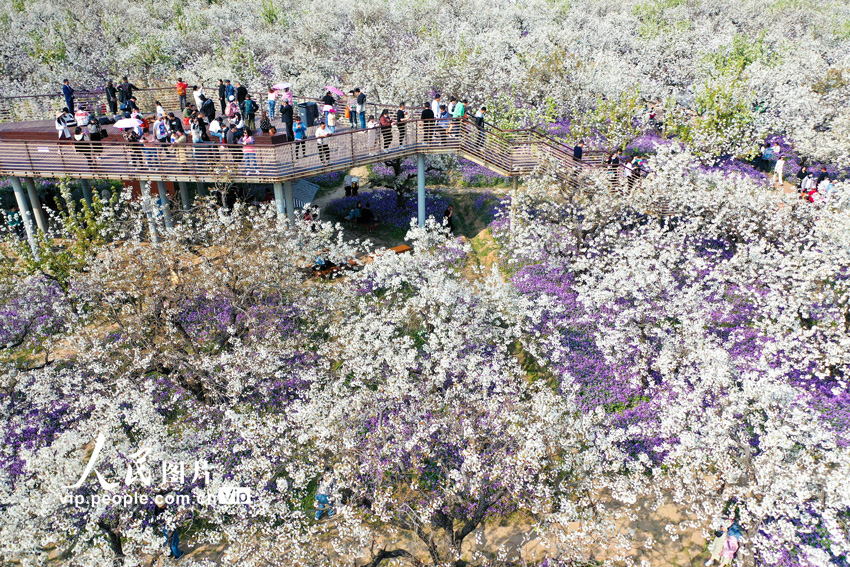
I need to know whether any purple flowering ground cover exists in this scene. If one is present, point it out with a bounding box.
[324,189,451,229]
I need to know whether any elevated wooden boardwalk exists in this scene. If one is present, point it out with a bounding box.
[1,86,641,250]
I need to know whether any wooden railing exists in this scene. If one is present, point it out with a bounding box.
[0,115,639,192]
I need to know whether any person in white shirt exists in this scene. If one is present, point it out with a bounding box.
[267,87,277,119]
[773,155,785,187]
[74,105,90,127]
[316,122,331,164]
[431,93,442,120]
[193,85,205,109]
[209,118,224,143]
[152,117,168,143]
[155,101,166,118]
[366,115,379,154]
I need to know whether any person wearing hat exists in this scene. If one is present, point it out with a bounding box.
[226,95,239,119]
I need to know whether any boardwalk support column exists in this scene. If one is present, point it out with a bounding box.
[179,181,191,212]
[9,176,38,256]
[284,181,295,222]
[510,175,518,234]
[417,154,426,227]
[196,181,208,197]
[142,190,160,245]
[156,181,173,228]
[24,177,48,233]
[273,182,286,217]
[80,179,93,207]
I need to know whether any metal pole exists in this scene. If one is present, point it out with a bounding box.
[24,177,48,233]
[9,176,38,256]
[417,154,426,227]
[273,182,286,217]
[178,181,191,212]
[196,181,209,197]
[156,181,173,228]
[284,181,295,222]
[80,178,93,207]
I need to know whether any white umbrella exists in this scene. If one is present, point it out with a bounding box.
[114,118,143,129]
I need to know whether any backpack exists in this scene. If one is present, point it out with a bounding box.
[120,100,131,111]
[244,99,255,115]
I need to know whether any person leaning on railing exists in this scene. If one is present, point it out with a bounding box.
[421,103,435,144]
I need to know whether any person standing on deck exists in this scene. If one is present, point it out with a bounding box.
[347,90,357,129]
[448,98,465,138]
[321,90,336,125]
[62,79,75,114]
[176,77,188,111]
[224,80,235,107]
[396,102,408,147]
[316,121,332,165]
[293,115,307,159]
[192,85,205,110]
[235,82,248,114]
[431,93,442,121]
[105,80,118,114]
[243,95,257,133]
[267,86,277,119]
[474,106,486,148]
[421,103,435,145]
[355,88,367,129]
[218,80,227,114]
[280,98,294,141]
[117,76,138,105]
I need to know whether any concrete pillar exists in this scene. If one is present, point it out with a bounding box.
[24,177,48,233]
[417,154,426,227]
[142,191,160,244]
[179,181,191,212]
[273,182,286,217]
[284,181,295,222]
[196,181,209,197]
[80,179,93,207]
[9,176,38,256]
[156,181,173,228]
[510,175,518,235]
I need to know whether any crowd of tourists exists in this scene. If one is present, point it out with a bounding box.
[55,79,490,170]
[756,141,838,202]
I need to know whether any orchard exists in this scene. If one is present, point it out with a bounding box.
[1,1,849,566]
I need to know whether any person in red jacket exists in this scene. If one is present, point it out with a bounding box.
[176,77,188,111]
